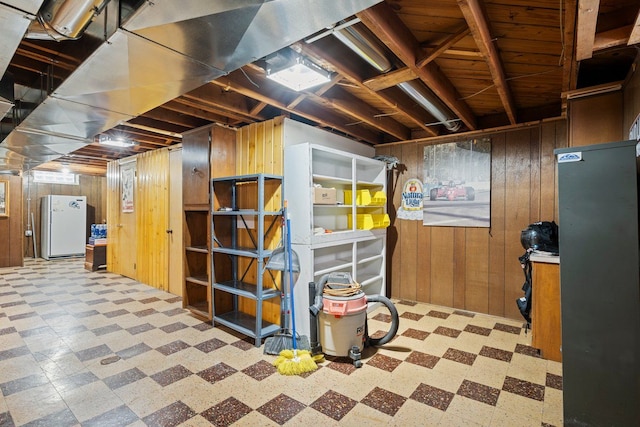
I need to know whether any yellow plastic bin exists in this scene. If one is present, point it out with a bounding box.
[370,191,387,206]
[347,214,374,230]
[344,189,372,206]
[372,214,390,228]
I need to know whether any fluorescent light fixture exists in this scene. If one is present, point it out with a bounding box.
[98,134,136,147]
[266,56,331,91]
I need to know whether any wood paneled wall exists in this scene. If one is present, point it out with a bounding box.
[136,149,170,291]
[0,175,23,267]
[375,120,567,320]
[569,91,624,147]
[107,148,171,290]
[21,174,106,259]
[235,117,284,325]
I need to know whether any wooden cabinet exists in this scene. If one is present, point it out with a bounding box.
[182,126,210,210]
[531,254,562,362]
[182,126,212,320]
[84,244,106,271]
[285,143,388,338]
[181,124,237,322]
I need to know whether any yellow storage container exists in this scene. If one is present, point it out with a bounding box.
[347,214,374,230]
[343,189,372,206]
[372,214,390,229]
[370,191,387,206]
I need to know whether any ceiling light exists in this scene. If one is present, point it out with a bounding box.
[398,81,461,132]
[98,135,136,147]
[266,56,332,92]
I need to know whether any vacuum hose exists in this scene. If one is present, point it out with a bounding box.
[365,294,399,347]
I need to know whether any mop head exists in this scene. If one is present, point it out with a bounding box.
[273,349,319,375]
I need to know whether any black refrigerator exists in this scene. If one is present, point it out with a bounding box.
[555,140,640,426]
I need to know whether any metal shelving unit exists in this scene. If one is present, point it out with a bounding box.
[210,173,283,346]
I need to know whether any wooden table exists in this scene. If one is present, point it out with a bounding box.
[85,244,106,271]
[530,252,562,362]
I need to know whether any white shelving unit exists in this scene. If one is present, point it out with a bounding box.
[285,143,388,338]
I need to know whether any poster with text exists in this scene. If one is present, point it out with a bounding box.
[423,138,491,227]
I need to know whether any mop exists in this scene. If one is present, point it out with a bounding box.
[263,203,310,355]
[273,205,318,375]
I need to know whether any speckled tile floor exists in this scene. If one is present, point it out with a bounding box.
[0,259,563,426]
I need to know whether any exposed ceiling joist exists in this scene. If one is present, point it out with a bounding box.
[363,68,417,92]
[630,12,640,45]
[576,0,600,60]
[457,0,517,125]
[416,26,470,68]
[357,2,477,130]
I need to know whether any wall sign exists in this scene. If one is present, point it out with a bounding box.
[397,178,423,221]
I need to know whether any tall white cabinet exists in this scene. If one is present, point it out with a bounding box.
[285,142,388,338]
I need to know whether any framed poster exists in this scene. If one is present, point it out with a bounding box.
[423,138,491,227]
[0,179,8,217]
[121,166,134,213]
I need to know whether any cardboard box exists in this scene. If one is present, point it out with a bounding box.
[313,187,336,204]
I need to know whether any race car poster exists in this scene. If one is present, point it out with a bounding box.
[423,138,491,227]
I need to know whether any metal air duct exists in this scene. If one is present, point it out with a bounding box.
[334,22,461,132]
[25,0,111,41]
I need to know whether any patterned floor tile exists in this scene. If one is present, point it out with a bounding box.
[400,312,424,321]
[201,397,252,427]
[81,405,139,427]
[198,363,237,383]
[194,338,227,353]
[366,354,403,372]
[257,394,306,425]
[479,346,513,362]
[242,360,276,381]
[361,386,407,416]
[310,390,357,421]
[427,310,451,319]
[0,259,564,427]
[103,368,147,390]
[150,365,192,387]
[405,351,440,369]
[502,376,545,401]
[433,326,462,338]
[464,324,492,336]
[141,401,196,427]
[155,340,190,356]
[457,379,501,406]
[443,348,477,365]
[410,383,455,411]
[402,328,430,340]
[546,373,563,390]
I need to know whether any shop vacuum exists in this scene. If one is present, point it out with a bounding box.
[309,272,399,367]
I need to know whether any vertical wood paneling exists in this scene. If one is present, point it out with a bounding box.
[453,228,466,309]
[106,161,120,272]
[234,118,284,325]
[464,228,489,313]
[488,133,506,316]
[0,175,23,267]
[504,129,533,319]
[376,120,566,320]
[387,144,404,299]
[399,143,419,301]
[136,148,170,290]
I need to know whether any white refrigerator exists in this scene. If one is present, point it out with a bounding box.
[41,195,87,260]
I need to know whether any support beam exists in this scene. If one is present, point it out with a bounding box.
[357,2,477,130]
[457,0,517,125]
[629,12,640,45]
[416,26,470,68]
[576,0,600,60]
[363,67,417,92]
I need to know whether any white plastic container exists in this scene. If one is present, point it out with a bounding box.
[318,293,367,356]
